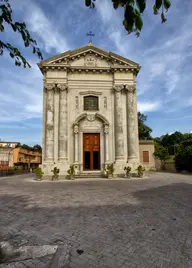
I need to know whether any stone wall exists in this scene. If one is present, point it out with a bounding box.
[139,140,155,170]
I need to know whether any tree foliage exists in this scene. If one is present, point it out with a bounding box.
[175,145,192,172]
[138,112,152,140]
[154,143,169,161]
[161,131,184,155]
[15,143,42,153]
[85,0,171,36]
[0,0,43,67]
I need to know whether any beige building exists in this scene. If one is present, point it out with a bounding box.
[0,141,19,148]
[38,43,155,177]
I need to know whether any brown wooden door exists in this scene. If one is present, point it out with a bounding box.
[83,134,100,170]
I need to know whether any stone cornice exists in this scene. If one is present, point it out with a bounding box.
[40,65,136,74]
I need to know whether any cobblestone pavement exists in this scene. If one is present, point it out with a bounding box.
[0,172,192,268]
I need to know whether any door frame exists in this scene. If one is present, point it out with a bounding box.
[83,133,100,171]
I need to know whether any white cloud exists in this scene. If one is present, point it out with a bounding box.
[96,0,192,115]
[12,0,69,54]
[138,101,161,113]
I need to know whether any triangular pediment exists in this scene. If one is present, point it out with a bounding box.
[38,43,140,72]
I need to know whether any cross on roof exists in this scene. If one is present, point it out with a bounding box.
[86,31,95,43]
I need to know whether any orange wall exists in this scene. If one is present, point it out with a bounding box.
[13,148,42,164]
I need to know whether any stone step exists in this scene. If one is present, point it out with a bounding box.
[74,173,106,178]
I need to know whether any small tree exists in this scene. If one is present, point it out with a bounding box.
[138,112,152,140]
[154,143,169,170]
[175,145,192,173]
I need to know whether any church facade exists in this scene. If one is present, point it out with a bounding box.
[38,43,155,177]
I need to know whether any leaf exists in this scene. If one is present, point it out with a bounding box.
[135,0,146,13]
[124,4,135,32]
[85,0,91,7]
[33,47,36,54]
[25,40,30,47]
[123,18,128,27]
[113,0,119,9]
[164,0,171,11]
[11,23,17,32]
[10,52,14,58]
[161,12,167,23]
[155,0,162,10]
[135,13,143,31]
[153,4,158,14]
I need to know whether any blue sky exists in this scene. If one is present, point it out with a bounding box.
[0,0,192,145]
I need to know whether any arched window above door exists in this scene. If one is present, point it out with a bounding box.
[84,96,99,111]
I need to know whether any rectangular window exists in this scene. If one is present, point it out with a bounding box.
[143,151,149,163]
[84,96,98,111]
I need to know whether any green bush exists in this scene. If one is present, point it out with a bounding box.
[34,167,44,180]
[175,145,192,172]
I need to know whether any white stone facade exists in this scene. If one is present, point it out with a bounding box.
[38,43,141,177]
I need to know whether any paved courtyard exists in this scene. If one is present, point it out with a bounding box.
[0,172,192,268]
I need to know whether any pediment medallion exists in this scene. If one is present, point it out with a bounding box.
[84,55,97,67]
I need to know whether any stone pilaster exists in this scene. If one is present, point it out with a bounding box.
[58,84,68,161]
[42,81,47,162]
[125,84,139,164]
[104,124,109,165]
[44,83,55,161]
[73,124,79,164]
[113,85,124,160]
[54,86,60,162]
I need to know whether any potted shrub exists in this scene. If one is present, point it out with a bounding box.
[136,165,145,178]
[51,167,60,180]
[124,166,132,178]
[34,167,44,181]
[67,165,75,180]
[104,164,114,179]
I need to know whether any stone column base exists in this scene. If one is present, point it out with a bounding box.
[126,157,140,170]
[41,161,70,178]
[113,160,126,177]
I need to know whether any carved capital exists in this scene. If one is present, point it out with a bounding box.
[57,83,68,92]
[54,86,60,93]
[113,85,124,92]
[73,124,79,134]
[125,84,136,93]
[44,83,55,91]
